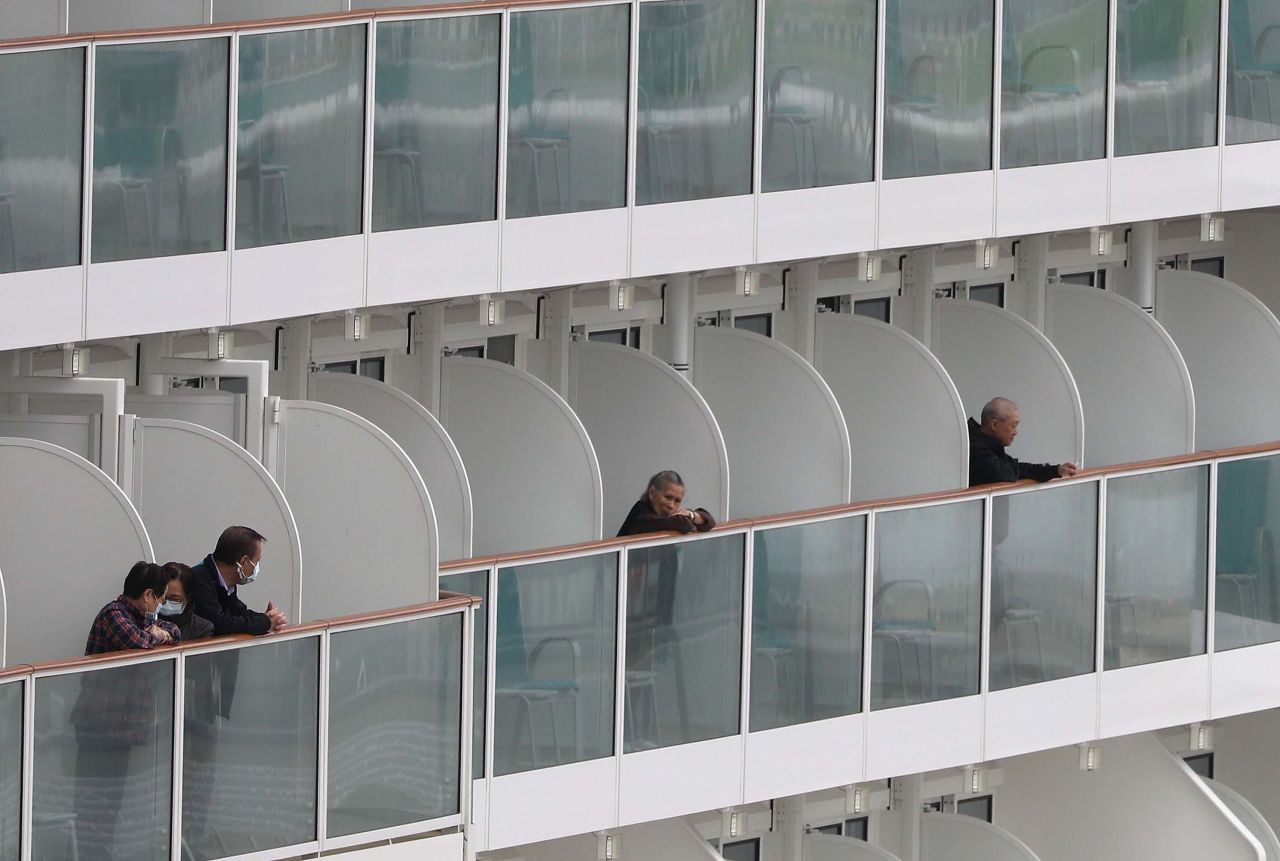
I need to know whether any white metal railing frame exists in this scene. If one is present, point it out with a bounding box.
[0,0,1255,300]
[0,595,476,861]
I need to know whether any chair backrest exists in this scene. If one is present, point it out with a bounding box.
[875,579,933,627]
[496,571,532,687]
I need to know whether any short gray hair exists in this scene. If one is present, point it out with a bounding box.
[980,397,1018,425]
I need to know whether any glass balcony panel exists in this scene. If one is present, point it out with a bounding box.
[1001,0,1108,168]
[32,661,174,861]
[761,0,875,191]
[327,614,464,837]
[236,25,366,249]
[625,535,744,752]
[750,516,865,732]
[0,47,84,274]
[1216,455,1280,650]
[637,0,756,204]
[990,483,1098,691]
[506,6,630,219]
[872,501,983,710]
[443,570,488,779]
[1115,0,1220,156]
[1105,466,1209,669]
[0,681,23,861]
[182,637,320,859]
[373,16,500,231]
[494,554,617,775]
[883,0,994,179]
[1227,0,1280,144]
[92,38,229,263]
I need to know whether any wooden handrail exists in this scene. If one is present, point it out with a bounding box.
[0,0,606,51]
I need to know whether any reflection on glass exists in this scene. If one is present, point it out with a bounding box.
[374,17,499,230]
[637,0,756,204]
[236,25,365,249]
[495,555,616,774]
[328,615,463,836]
[1001,0,1107,168]
[182,638,319,859]
[762,0,876,191]
[506,6,629,219]
[33,661,173,861]
[1216,456,1280,649]
[751,517,865,732]
[1115,0,1220,156]
[990,484,1097,691]
[444,570,488,779]
[0,682,22,861]
[1227,0,1280,144]
[0,48,84,274]
[92,39,229,263]
[1105,467,1209,669]
[872,502,982,709]
[884,0,994,179]
[626,535,744,752]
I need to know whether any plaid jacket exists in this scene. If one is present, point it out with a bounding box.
[82,595,180,655]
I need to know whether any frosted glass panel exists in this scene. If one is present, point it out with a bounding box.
[637,0,756,204]
[182,637,319,859]
[236,25,366,248]
[495,554,617,775]
[0,682,22,861]
[872,501,983,709]
[625,535,744,751]
[506,6,629,219]
[990,483,1097,691]
[1115,0,1220,156]
[1105,466,1209,669]
[328,614,463,836]
[1227,0,1280,144]
[884,0,994,179]
[1216,455,1280,650]
[751,516,865,731]
[0,48,84,273]
[1001,0,1108,168]
[92,38,229,263]
[32,661,174,861]
[762,0,876,190]
[373,16,500,230]
[443,569,488,779]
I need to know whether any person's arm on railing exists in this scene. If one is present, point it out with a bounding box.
[99,605,179,650]
[188,568,271,636]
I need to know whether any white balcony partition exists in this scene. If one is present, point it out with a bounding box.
[1215,711,1280,840]
[1045,284,1194,467]
[271,400,437,619]
[0,414,95,461]
[814,313,967,501]
[0,376,124,481]
[440,357,603,555]
[1155,271,1280,450]
[806,834,904,861]
[694,327,851,518]
[126,418,302,622]
[125,391,244,447]
[933,299,1084,470]
[921,813,1040,861]
[1203,779,1280,861]
[997,734,1264,861]
[567,341,729,536]
[309,371,473,561]
[0,437,153,665]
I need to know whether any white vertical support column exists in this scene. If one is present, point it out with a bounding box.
[1127,221,1158,313]
[169,654,187,861]
[773,795,807,861]
[225,31,241,323]
[894,774,924,861]
[1207,461,1219,664]
[539,288,575,398]
[786,262,820,362]
[1216,0,1230,207]
[665,273,695,377]
[138,334,169,396]
[360,19,377,308]
[413,303,447,416]
[79,40,96,341]
[903,248,937,349]
[279,318,313,401]
[1018,234,1051,331]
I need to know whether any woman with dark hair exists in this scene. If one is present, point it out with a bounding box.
[616,469,717,537]
[159,562,215,642]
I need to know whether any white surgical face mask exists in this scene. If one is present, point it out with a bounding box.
[158,600,185,617]
[237,559,261,585]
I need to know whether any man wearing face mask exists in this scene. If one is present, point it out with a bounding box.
[188,525,288,636]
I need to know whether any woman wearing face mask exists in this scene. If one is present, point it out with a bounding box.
[160,563,215,641]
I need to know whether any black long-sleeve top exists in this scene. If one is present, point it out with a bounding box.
[616,497,717,537]
[967,417,1061,487]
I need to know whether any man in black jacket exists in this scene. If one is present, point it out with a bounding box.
[968,397,1078,487]
[189,525,287,636]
